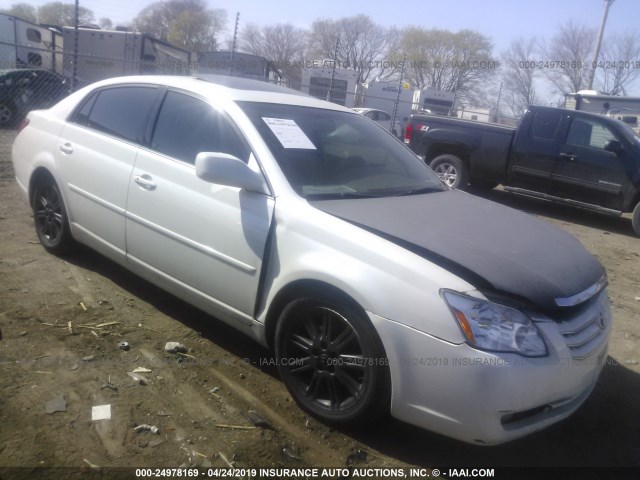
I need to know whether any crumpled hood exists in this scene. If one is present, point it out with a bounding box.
[310,190,605,310]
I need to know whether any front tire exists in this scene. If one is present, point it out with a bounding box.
[632,201,640,237]
[275,298,390,425]
[429,154,469,190]
[32,177,75,254]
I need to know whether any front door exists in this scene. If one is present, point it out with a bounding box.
[551,115,628,210]
[125,90,274,322]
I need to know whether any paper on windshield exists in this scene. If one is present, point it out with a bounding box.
[262,118,316,149]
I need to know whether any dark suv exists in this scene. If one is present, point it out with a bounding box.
[0,69,69,127]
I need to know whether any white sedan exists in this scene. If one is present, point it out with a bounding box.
[12,75,611,445]
[352,107,402,136]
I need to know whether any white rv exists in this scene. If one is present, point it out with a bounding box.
[360,80,414,125]
[62,27,191,87]
[302,62,357,107]
[0,13,63,74]
[415,87,455,115]
[565,90,640,135]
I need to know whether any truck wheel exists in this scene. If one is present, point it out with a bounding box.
[275,298,390,425]
[429,154,469,190]
[632,202,640,237]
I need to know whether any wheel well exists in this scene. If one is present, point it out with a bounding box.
[264,280,367,350]
[426,145,469,166]
[28,167,55,207]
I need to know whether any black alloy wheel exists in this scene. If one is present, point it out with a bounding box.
[32,178,74,253]
[275,298,390,424]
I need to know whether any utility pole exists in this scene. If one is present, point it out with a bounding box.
[587,0,615,90]
[71,0,79,92]
[230,12,240,76]
[327,37,340,103]
[391,52,407,134]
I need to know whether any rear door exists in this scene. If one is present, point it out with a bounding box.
[125,90,274,321]
[550,115,628,210]
[507,108,565,193]
[56,84,161,261]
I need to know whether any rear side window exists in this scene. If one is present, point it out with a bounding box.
[150,91,250,164]
[530,110,563,141]
[74,86,158,143]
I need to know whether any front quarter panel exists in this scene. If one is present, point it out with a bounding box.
[258,195,472,345]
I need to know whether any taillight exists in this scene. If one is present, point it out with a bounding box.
[17,117,30,134]
[403,123,413,144]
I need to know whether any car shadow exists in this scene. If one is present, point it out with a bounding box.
[469,187,637,239]
[59,245,275,372]
[334,358,640,467]
[59,246,640,468]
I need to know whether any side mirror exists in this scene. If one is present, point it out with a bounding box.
[604,139,623,155]
[195,152,269,195]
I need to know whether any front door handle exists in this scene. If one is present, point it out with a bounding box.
[134,175,157,190]
[559,152,578,161]
[59,143,73,155]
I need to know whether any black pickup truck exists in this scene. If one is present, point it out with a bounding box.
[403,105,640,236]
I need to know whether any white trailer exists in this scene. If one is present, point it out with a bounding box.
[565,90,640,134]
[415,87,455,115]
[302,62,357,107]
[0,13,63,74]
[62,27,191,87]
[360,80,414,123]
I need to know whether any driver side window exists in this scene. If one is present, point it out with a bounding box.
[151,91,250,164]
[566,118,617,150]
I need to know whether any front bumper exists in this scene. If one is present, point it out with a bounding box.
[368,290,611,445]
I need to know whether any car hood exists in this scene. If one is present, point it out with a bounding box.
[309,190,605,310]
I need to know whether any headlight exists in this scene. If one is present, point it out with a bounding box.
[442,290,548,357]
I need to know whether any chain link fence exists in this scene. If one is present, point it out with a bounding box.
[0,28,516,130]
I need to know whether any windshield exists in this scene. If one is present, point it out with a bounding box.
[237,102,443,199]
[615,118,640,145]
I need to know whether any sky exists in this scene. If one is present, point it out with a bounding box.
[11,0,640,53]
[6,0,640,97]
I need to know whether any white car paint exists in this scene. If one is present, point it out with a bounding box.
[12,75,611,445]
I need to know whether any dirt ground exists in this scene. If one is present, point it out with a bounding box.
[1,128,639,478]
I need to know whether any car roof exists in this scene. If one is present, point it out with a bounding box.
[84,74,355,112]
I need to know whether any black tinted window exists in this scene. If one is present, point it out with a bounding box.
[151,91,250,164]
[530,110,563,141]
[84,87,158,143]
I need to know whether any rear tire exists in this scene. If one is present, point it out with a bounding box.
[430,154,469,190]
[0,101,15,127]
[632,201,640,237]
[275,298,390,425]
[32,176,75,254]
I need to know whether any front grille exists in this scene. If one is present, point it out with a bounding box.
[558,290,610,360]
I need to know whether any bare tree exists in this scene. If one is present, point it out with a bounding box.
[37,2,94,26]
[307,15,390,83]
[501,37,538,118]
[540,21,595,96]
[134,0,226,50]
[241,23,307,83]
[398,27,497,107]
[98,17,113,30]
[1,3,37,23]
[596,31,640,95]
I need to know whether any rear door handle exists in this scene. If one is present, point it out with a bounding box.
[59,143,73,155]
[559,152,578,161]
[134,174,157,190]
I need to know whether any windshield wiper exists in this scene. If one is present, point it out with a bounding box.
[392,186,444,196]
[304,191,382,200]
